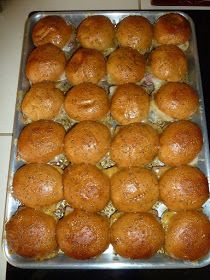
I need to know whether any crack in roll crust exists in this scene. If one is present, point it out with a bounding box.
[64,82,110,121]
[32,16,73,48]
[56,210,110,259]
[26,43,66,84]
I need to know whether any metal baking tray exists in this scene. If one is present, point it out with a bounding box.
[2,10,210,269]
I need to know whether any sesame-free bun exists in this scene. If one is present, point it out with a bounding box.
[149,45,187,82]
[158,120,203,166]
[110,83,149,124]
[159,166,209,211]
[154,82,199,120]
[165,210,210,261]
[77,15,115,52]
[154,13,191,45]
[111,213,164,259]
[65,48,106,85]
[111,167,159,212]
[110,123,159,167]
[56,209,110,259]
[21,82,64,121]
[13,163,63,209]
[18,120,65,163]
[32,16,73,48]
[26,43,66,84]
[116,15,153,54]
[64,83,109,121]
[107,47,146,85]
[63,163,110,212]
[64,121,111,164]
[6,207,57,259]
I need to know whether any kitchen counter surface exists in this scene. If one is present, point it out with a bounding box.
[1,2,210,280]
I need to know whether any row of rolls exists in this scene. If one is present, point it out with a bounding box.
[5,12,210,263]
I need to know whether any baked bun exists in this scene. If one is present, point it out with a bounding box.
[111,167,159,212]
[21,82,64,121]
[26,43,66,84]
[110,83,149,124]
[6,207,57,259]
[32,16,73,48]
[56,209,110,259]
[64,121,111,164]
[154,13,191,45]
[107,47,146,85]
[63,163,110,212]
[13,163,63,208]
[165,210,210,261]
[158,120,203,166]
[65,48,106,85]
[64,82,109,121]
[116,15,153,54]
[110,123,159,167]
[77,15,115,52]
[149,45,187,82]
[111,213,164,259]
[18,120,65,163]
[154,82,199,120]
[159,166,209,211]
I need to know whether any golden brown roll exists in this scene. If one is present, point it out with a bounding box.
[107,47,146,85]
[158,120,203,166]
[110,123,159,167]
[111,213,164,259]
[21,82,64,121]
[26,43,66,84]
[64,121,111,164]
[77,15,115,52]
[154,82,199,120]
[64,83,109,121]
[56,209,110,259]
[13,163,63,208]
[65,48,106,85]
[111,167,159,212]
[159,166,209,211]
[63,163,110,212]
[165,210,210,261]
[6,207,57,259]
[154,13,191,46]
[116,15,153,54]
[110,83,149,124]
[18,120,65,163]
[32,16,73,48]
[149,45,188,82]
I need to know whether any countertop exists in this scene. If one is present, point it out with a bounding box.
[1,1,210,280]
